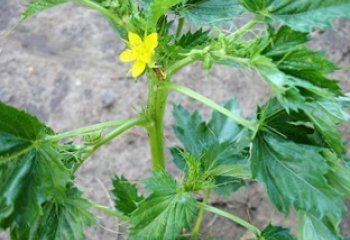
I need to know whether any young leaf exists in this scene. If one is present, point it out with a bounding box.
[177,0,244,26]
[260,224,296,240]
[0,102,71,227]
[129,172,197,240]
[298,212,343,240]
[251,133,344,217]
[112,176,144,216]
[240,0,350,32]
[171,100,250,195]
[10,185,95,240]
[22,0,69,19]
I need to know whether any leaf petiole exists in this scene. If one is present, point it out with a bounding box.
[199,203,261,236]
[192,189,211,239]
[73,117,147,172]
[44,118,131,141]
[88,199,130,222]
[162,82,257,131]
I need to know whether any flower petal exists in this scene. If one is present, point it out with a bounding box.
[128,32,143,47]
[131,61,146,78]
[119,50,136,62]
[145,33,158,50]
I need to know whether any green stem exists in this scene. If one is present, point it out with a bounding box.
[176,17,185,39]
[192,189,211,239]
[44,118,130,141]
[78,0,125,27]
[89,200,129,222]
[229,18,259,40]
[162,82,257,131]
[73,117,146,172]
[167,57,195,76]
[146,71,168,171]
[199,203,261,236]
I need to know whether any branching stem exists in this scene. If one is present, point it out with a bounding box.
[162,82,257,131]
[146,71,168,171]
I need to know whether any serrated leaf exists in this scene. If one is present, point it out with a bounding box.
[252,50,340,112]
[112,176,144,216]
[261,26,341,96]
[301,99,348,155]
[179,0,244,26]
[171,99,250,195]
[324,150,350,197]
[130,172,197,240]
[298,212,343,240]
[22,0,69,19]
[251,132,344,217]
[260,224,296,240]
[256,98,314,145]
[0,102,71,228]
[241,0,350,32]
[176,29,210,49]
[10,185,95,240]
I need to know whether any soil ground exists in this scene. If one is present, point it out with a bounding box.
[1,1,350,239]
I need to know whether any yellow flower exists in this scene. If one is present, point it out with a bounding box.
[119,32,158,78]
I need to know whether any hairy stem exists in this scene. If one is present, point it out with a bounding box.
[44,118,130,141]
[146,71,168,171]
[79,0,125,27]
[229,18,259,40]
[198,203,261,236]
[162,82,257,131]
[167,57,195,76]
[89,200,129,222]
[73,117,146,172]
[192,189,211,239]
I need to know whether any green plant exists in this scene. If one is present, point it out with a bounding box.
[2,0,350,239]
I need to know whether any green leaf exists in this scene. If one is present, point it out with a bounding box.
[112,176,144,216]
[10,185,95,240]
[298,212,343,240]
[143,0,183,27]
[240,0,350,32]
[130,172,197,240]
[301,99,348,155]
[251,26,345,114]
[324,150,350,197]
[251,132,344,217]
[251,133,345,217]
[22,0,69,19]
[171,100,250,195]
[178,0,244,26]
[256,98,314,145]
[176,29,210,49]
[261,26,341,95]
[260,224,296,240]
[0,102,71,228]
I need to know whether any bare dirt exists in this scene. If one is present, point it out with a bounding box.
[1,1,350,239]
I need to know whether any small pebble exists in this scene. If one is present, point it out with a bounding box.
[100,90,116,108]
